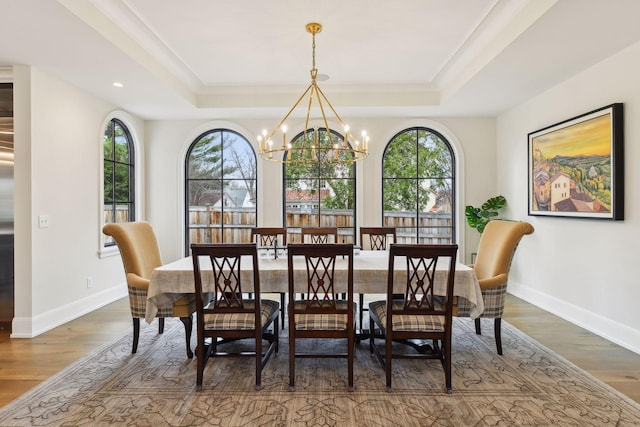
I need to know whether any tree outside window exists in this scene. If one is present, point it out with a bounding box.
[185,129,256,253]
[284,128,355,243]
[382,127,455,244]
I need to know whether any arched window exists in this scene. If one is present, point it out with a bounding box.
[283,128,356,243]
[103,118,135,247]
[382,127,455,244]
[185,129,256,252]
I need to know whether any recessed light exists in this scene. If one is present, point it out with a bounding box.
[112,82,124,88]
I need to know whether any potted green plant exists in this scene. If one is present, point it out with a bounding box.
[465,195,507,233]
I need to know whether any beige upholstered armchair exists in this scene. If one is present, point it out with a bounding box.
[457,220,534,355]
[103,221,196,358]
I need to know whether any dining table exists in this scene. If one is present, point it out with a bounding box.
[145,249,484,324]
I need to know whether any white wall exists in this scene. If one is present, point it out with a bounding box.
[497,40,640,353]
[12,66,138,337]
[145,116,497,263]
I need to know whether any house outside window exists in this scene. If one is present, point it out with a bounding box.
[382,127,455,244]
[185,129,256,253]
[103,118,135,247]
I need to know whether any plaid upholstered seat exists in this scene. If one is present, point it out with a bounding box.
[369,244,458,393]
[292,300,355,331]
[457,220,534,355]
[369,300,445,332]
[204,299,279,330]
[287,243,355,391]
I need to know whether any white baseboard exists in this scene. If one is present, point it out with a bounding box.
[508,281,640,355]
[11,284,128,338]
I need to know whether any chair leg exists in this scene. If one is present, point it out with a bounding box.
[180,315,194,359]
[348,328,355,392]
[359,293,364,330]
[158,317,165,334]
[495,318,503,355]
[475,318,481,335]
[288,330,296,392]
[280,293,286,329]
[132,318,140,354]
[385,332,393,392]
[444,335,452,394]
[255,329,263,391]
[369,316,374,355]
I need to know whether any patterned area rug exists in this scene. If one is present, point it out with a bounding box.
[1,318,639,426]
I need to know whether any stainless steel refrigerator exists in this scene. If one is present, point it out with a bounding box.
[0,83,14,330]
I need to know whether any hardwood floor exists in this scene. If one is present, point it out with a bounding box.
[0,294,639,408]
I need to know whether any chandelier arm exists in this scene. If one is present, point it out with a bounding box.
[304,85,316,150]
[312,83,335,148]
[266,83,314,145]
[315,84,348,130]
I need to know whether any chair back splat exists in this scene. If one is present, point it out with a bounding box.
[102,221,195,358]
[359,227,396,251]
[301,227,339,244]
[251,227,287,248]
[369,244,458,393]
[287,243,355,391]
[190,243,279,391]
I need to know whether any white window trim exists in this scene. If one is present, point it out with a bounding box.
[98,111,143,258]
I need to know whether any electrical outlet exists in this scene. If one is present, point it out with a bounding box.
[38,215,49,228]
[86,277,93,288]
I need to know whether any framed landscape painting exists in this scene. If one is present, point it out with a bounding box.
[528,103,624,220]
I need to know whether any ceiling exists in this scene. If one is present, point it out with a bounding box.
[1,0,640,121]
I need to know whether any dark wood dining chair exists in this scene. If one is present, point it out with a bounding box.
[359,226,396,251]
[251,227,287,249]
[301,227,339,243]
[357,227,396,330]
[190,243,279,391]
[251,227,287,328]
[287,243,355,391]
[369,244,458,393]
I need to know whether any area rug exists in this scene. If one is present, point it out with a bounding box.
[1,318,639,426]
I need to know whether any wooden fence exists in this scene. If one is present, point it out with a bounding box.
[107,206,453,246]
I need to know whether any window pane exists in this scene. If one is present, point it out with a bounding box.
[103,161,114,203]
[189,133,223,179]
[222,179,256,225]
[383,178,417,212]
[189,226,222,245]
[114,163,130,202]
[321,179,355,210]
[114,123,130,163]
[103,123,114,161]
[383,131,417,178]
[188,180,222,225]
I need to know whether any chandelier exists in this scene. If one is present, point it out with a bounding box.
[257,23,369,165]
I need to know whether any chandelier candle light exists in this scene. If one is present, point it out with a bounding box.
[257,23,369,165]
